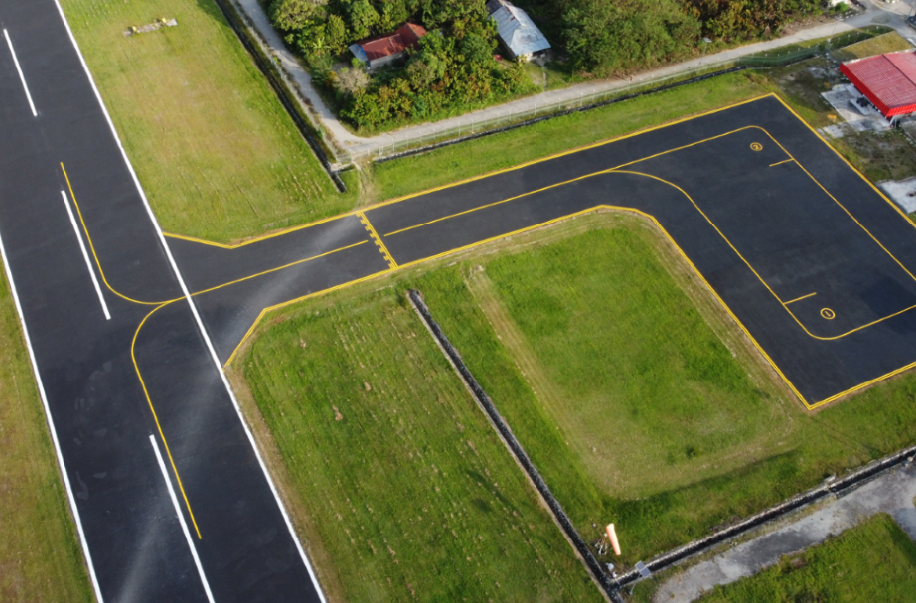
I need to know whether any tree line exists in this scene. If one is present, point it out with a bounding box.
[268,0,824,130]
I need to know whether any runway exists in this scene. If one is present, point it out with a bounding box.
[4,1,916,601]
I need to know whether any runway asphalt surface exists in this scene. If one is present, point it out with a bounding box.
[5,1,916,601]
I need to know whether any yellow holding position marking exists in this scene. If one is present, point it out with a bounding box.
[357,211,397,268]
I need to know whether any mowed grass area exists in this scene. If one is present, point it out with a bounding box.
[0,265,92,601]
[393,216,916,569]
[697,514,916,602]
[234,287,602,602]
[60,0,357,242]
[235,212,916,591]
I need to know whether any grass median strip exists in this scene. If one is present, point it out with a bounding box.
[0,263,92,602]
[236,287,603,602]
[60,0,357,243]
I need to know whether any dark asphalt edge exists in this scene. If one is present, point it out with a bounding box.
[407,289,619,601]
[209,0,348,192]
[615,443,916,589]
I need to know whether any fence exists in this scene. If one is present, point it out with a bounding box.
[338,25,891,164]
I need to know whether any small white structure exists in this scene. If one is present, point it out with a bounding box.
[486,0,550,62]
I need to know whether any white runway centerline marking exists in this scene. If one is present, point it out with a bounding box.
[4,29,38,117]
[61,191,110,320]
[149,435,216,603]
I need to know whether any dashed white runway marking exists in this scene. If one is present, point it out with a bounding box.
[4,29,38,117]
[149,434,216,603]
[62,191,111,320]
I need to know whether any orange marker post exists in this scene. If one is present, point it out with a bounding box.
[606,524,621,556]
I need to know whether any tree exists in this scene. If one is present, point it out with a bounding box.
[460,32,493,64]
[326,14,348,51]
[335,67,371,96]
[348,0,380,39]
[270,0,322,32]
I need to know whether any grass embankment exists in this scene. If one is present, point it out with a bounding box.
[399,219,916,568]
[697,514,916,602]
[830,31,913,62]
[60,0,357,243]
[0,265,92,601]
[236,285,602,602]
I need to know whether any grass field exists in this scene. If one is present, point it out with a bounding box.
[696,514,916,602]
[416,219,916,568]
[234,284,602,602]
[0,264,92,601]
[830,31,913,62]
[60,0,358,243]
[236,212,916,589]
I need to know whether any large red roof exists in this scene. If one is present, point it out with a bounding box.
[359,24,427,62]
[839,51,916,117]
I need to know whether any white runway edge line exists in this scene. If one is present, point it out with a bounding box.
[62,191,111,320]
[50,1,329,600]
[0,232,104,601]
[3,29,38,117]
[149,435,216,603]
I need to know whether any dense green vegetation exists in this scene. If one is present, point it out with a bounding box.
[0,263,92,601]
[503,0,822,75]
[239,279,602,603]
[270,0,537,131]
[697,514,916,602]
[60,0,357,243]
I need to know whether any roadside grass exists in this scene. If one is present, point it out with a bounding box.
[696,513,916,602]
[60,0,357,243]
[0,264,92,601]
[830,31,913,62]
[369,71,774,202]
[234,282,602,602]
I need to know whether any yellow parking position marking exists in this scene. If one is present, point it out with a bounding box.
[357,211,397,268]
[821,308,836,320]
[132,302,202,538]
[750,142,763,151]
[784,292,816,305]
[62,164,183,306]
[769,158,794,167]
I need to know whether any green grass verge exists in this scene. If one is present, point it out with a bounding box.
[395,218,916,569]
[0,263,92,601]
[369,71,774,202]
[830,31,913,62]
[697,513,916,602]
[60,0,357,243]
[237,284,602,603]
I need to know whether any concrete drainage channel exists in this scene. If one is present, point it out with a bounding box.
[409,289,916,602]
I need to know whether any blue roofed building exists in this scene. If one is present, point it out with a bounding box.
[486,0,550,62]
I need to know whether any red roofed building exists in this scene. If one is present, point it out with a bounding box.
[839,51,916,119]
[349,23,427,70]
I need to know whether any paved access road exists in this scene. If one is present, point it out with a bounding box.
[5,2,916,602]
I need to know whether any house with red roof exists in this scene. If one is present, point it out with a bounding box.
[349,23,427,70]
[839,51,916,121]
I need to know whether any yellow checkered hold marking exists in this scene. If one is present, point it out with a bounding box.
[750,142,763,151]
